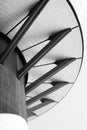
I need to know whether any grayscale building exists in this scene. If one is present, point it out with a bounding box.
[0,0,84,129]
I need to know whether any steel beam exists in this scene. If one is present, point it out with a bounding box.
[17,28,72,78]
[25,58,76,94]
[0,0,49,64]
[27,112,37,118]
[26,81,69,106]
[27,99,55,113]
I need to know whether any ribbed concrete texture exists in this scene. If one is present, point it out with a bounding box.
[0,64,27,120]
[0,32,27,121]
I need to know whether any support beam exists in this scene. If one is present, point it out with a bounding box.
[17,28,72,78]
[0,0,49,64]
[27,99,55,113]
[25,58,76,94]
[26,81,69,106]
[27,112,37,118]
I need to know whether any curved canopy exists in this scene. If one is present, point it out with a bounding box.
[0,0,83,121]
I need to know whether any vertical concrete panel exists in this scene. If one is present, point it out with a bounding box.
[0,65,27,120]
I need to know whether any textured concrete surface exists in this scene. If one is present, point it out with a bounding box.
[0,33,27,120]
[0,64,27,120]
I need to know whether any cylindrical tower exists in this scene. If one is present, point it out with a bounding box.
[0,0,84,129]
[0,32,28,130]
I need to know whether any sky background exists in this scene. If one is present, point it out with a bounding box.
[29,0,87,130]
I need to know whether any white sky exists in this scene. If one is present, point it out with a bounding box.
[29,0,87,130]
